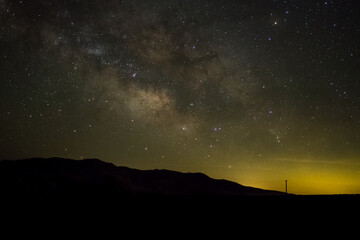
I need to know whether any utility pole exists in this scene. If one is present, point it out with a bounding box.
[285,180,288,194]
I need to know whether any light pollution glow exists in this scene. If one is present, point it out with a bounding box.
[202,158,360,195]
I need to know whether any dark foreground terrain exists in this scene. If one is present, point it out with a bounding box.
[1,158,359,239]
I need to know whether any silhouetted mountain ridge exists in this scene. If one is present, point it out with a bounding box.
[0,157,284,199]
[2,158,359,239]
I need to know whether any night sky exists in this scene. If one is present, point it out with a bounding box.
[1,0,359,194]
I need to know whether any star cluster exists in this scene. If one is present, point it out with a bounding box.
[0,0,359,194]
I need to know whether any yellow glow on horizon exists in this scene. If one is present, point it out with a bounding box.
[206,157,360,195]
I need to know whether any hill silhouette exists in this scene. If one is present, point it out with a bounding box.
[0,157,283,200]
[1,157,358,239]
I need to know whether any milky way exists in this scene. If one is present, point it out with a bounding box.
[1,0,360,193]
